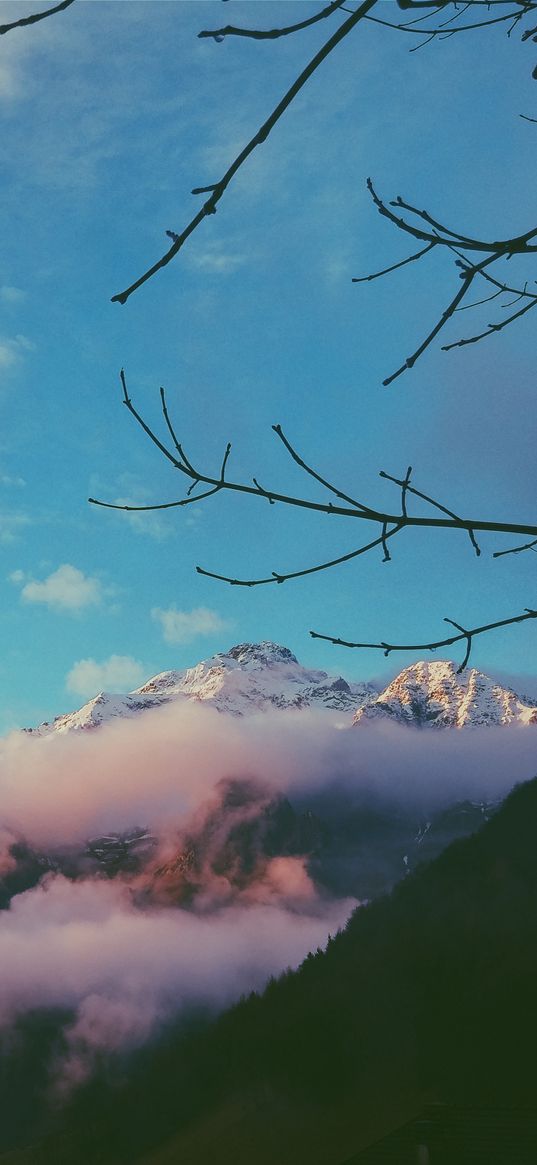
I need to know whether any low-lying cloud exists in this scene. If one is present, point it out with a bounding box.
[1,873,354,1092]
[0,700,536,1095]
[1,701,536,848]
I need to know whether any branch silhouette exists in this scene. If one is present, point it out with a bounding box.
[0,0,75,35]
[493,537,537,558]
[98,7,537,664]
[358,180,537,383]
[198,1,348,43]
[111,0,378,305]
[88,373,537,594]
[109,0,537,397]
[310,609,537,672]
[365,3,535,41]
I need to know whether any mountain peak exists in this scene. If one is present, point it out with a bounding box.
[223,642,299,667]
[353,659,537,729]
[25,646,537,738]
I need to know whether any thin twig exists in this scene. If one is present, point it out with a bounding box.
[88,374,537,543]
[272,424,376,514]
[379,468,480,553]
[441,292,537,349]
[352,240,437,284]
[310,608,537,672]
[443,617,472,669]
[89,488,222,513]
[387,189,537,253]
[365,5,534,41]
[382,260,481,385]
[196,524,404,587]
[454,286,505,311]
[0,0,75,35]
[198,0,347,42]
[363,181,537,379]
[111,0,378,304]
[480,273,537,296]
[493,537,537,558]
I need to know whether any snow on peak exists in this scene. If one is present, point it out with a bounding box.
[29,643,376,735]
[26,689,172,737]
[353,659,537,729]
[135,641,375,718]
[25,647,537,738]
[225,642,299,667]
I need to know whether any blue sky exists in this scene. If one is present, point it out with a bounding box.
[1,0,536,732]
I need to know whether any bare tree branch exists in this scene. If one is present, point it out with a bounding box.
[110,0,378,304]
[0,0,75,36]
[352,239,438,283]
[88,374,537,597]
[493,537,537,558]
[198,1,348,43]
[472,267,537,298]
[454,287,506,311]
[379,186,537,252]
[196,524,404,588]
[271,423,373,513]
[379,468,481,554]
[441,291,537,348]
[310,608,537,672]
[381,257,488,385]
[366,6,532,38]
[360,180,537,381]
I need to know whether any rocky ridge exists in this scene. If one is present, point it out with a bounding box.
[27,641,377,736]
[24,643,537,737]
[353,659,537,728]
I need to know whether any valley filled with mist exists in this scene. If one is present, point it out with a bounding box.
[1,643,537,1162]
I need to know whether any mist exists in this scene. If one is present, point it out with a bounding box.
[0,700,535,1094]
[0,701,535,848]
[1,873,355,1091]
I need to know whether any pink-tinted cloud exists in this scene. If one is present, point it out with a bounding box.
[0,702,535,850]
[0,700,535,1093]
[0,873,355,1091]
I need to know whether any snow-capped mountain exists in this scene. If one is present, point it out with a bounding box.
[353,659,537,729]
[31,690,171,736]
[137,641,377,715]
[28,642,377,736]
[25,645,537,737]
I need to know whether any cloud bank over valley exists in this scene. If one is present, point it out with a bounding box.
[0,682,536,1097]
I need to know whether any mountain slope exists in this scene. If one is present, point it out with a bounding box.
[354,659,537,728]
[25,645,537,737]
[27,642,377,736]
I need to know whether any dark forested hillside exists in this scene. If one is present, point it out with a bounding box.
[7,777,537,1165]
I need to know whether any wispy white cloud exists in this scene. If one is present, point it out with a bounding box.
[0,29,29,101]
[66,655,147,698]
[0,285,25,304]
[11,564,105,613]
[0,512,30,543]
[188,246,249,275]
[0,334,34,370]
[90,473,173,541]
[0,0,76,104]
[0,473,25,487]
[112,497,171,542]
[152,605,231,645]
